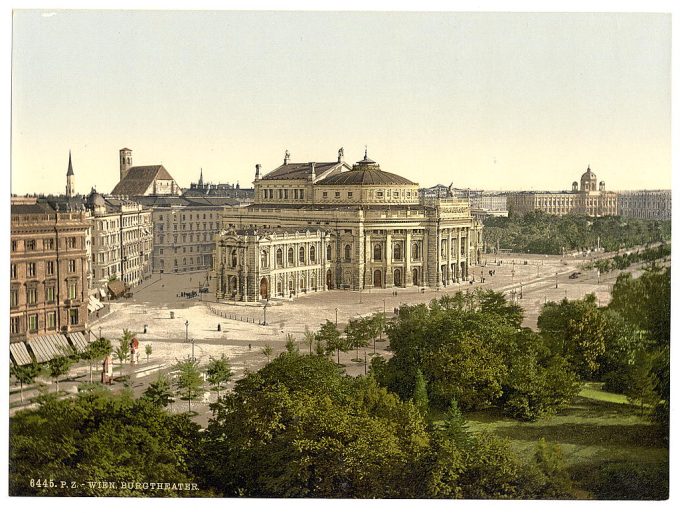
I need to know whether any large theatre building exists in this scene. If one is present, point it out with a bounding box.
[212,149,483,302]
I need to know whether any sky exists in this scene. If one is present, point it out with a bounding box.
[10,9,672,195]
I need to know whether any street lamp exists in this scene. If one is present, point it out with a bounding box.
[335,307,338,326]
[555,272,558,289]
[263,300,268,326]
[519,281,523,299]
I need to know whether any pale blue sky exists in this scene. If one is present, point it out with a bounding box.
[11,10,671,194]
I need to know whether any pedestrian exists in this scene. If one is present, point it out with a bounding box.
[248,343,252,351]
[102,355,113,385]
[217,323,221,332]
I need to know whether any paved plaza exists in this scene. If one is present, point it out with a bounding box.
[11,249,656,424]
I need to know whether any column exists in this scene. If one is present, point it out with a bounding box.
[405,231,412,286]
[456,227,462,282]
[385,231,393,287]
[447,228,453,285]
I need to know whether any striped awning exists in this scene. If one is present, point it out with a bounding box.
[68,331,90,352]
[10,342,33,366]
[27,334,72,363]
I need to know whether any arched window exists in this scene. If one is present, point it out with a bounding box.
[231,249,238,267]
[261,250,268,268]
[276,248,283,266]
[412,243,420,260]
[393,243,402,260]
[309,246,316,263]
[299,246,305,264]
[373,244,382,261]
[288,247,294,264]
[344,244,351,261]
[327,244,332,260]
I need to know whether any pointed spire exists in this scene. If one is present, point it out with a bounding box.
[199,167,204,187]
[66,150,74,176]
[364,145,368,160]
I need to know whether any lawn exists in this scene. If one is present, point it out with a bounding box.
[461,383,669,499]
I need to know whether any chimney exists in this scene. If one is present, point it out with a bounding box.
[309,162,316,181]
[255,164,261,179]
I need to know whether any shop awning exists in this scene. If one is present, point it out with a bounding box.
[68,331,90,352]
[26,334,72,363]
[10,342,33,366]
[107,280,126,297]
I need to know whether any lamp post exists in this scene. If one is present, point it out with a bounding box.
[99,326,102,340]
[335,307,338,326]
[519,281,523,300]
[185,320,192,360]
[263,300,268,326]
[555,272,558,289]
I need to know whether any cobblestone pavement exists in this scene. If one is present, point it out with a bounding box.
[11,249,662,425]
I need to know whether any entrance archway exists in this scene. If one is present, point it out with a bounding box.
[373,269,382,288]
[326,269,333,290]
[394,268,402,287]
[412,268,419,286]
[229,276,237,295]
[259,278,269,299]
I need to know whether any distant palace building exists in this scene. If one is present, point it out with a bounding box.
[212,148,483,302]
[617,190,671,221]
[506,166,618,217]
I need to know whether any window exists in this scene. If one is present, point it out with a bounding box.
[276,248,283,266]
[309,246,316,263]
[28,314,38,332]
[46,261,55,275]
[323,192,328,198]
[300,190,304,200]
[327,244,332,260]
[69,308,79,325]
[394,243,402,260]
[335,192,340,198]
[288,247,294,264]
[231,249,238,268]
[344,244,351,261]
[10,317,21,334]
[376,191,384,198]
[11,264,17,279]
[47,312,56,329]
[68,260,76,273]
[348,192,353,198]
[10,289,18,308]
[11,240,17,252]
[373,244,382,261]
[68,281,77,299]
[26,239,36,251]
[27,262,36,277]
[412,243,420,260]
[159,215,164,221]
[261,251,268,268]
[299,247,305,264]
[27,288,37,305]
[284,189,289,200]
[66,237,76,249]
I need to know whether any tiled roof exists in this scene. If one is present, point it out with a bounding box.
[317,168,416,186]
[11,202,55,215]
[262,162,344,181]
[111,165,176,195]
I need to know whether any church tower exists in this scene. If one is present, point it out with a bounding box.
[119,148,133,181]
[65,151,75,198]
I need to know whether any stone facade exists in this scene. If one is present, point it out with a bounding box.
[617,190,671,221]
[86,192,153,293]
[507,166,618,217]
[10,198,90,342]
[212,150,483,302]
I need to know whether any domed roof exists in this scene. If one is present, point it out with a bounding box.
[318,168,416,186]
[86,189,106,208]
[581,166,597,181]
[317,151,417,186]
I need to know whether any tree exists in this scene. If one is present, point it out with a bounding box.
[10,363,41,404]
[413,368,429,416]
[47,355,72,393]
[261,344,273,363]
[145,344,153,363]
[285,333,298,354]
[440,398,470,447]
[303,328,316,354]
[113,345,129,378]
[10,388,201,497]
[344,318,369,361]
[81,337,112,383]
[143,373,175,408]
[626,350,660,415]
[173,357,204,413]
[206,354,233,399]
[316,320,342,364]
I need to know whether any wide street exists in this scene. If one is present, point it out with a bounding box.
[11,248,659,424]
